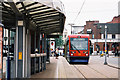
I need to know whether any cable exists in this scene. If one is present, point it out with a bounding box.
[73,0,86,23]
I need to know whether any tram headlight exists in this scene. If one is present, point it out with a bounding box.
[86,54,88,56]
[71,54,73,56]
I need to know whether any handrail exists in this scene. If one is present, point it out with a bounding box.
[31,53,46,57]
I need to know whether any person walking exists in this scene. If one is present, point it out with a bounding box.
[115,46,119,57]
[55,52,59,59]
[52,52,54,58]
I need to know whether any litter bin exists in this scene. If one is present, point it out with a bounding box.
[100,51,103,57]
[100,51,102,55]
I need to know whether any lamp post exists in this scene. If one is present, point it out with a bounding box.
[68,23,74,34]
[104,25,108,65]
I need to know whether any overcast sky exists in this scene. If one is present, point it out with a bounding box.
[60,0,119,34]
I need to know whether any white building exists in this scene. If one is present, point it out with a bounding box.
[72,26,84,34]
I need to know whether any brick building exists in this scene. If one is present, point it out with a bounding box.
[81,15,120,55]
[107,15,120,23]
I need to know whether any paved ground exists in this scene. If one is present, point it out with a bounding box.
[2,55,119,79]
[90,56,120,68]
[31,56,119,79]
[107,56,120,68]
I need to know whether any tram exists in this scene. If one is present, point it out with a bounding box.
[64,34,90,64]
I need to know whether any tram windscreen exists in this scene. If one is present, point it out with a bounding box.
[70,38,88,50]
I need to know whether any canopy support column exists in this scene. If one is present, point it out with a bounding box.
[16,16,26,78]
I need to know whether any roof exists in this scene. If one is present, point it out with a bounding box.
[107,15,120,23]
[1,0,66,34]
[96,23,120,34]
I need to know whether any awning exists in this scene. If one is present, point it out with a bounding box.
[1,0,66,34]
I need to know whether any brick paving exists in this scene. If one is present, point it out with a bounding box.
[31,56,119,78]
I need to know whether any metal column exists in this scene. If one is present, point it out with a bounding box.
[16,18,26,78]
[40,33,42,72]
[34,31,36,74]
[37,32,41,72]
[44,34,47,70]
[6,29,10,79]
[25,29,31,77]
[0,2,3,79]
[0,24,4,80]
[41,33,44,71]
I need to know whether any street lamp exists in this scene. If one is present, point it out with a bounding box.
[68,23,74,34]
[104,25,108,65]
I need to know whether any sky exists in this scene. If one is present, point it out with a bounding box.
[60,0,119,34]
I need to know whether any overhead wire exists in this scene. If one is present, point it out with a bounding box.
[73,0,86,23]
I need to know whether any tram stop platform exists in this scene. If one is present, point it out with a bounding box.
[31,56,85,78]
[31,56,119,79]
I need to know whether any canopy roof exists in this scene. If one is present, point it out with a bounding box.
[1,0,66,34]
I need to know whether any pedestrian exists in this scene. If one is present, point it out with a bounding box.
[115,46,119,57]
[55,52,59,59]
[112,47,115,56]
[107,51,109,57]
[60,52,61,56]
[52,52,54,58]
[97,48,99,55]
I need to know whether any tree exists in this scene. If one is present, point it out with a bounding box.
[55,36,64,48]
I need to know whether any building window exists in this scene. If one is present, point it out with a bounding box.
[104,34,107,39]
[87,29,92,34]
[112,34,115,39]
[101,34,104,39]
[104,34,105,39]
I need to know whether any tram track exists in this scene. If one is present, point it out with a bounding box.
[87,65,108,78]
[73,64,108,79]
[64,56,118,79]
[73,64,87,80]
